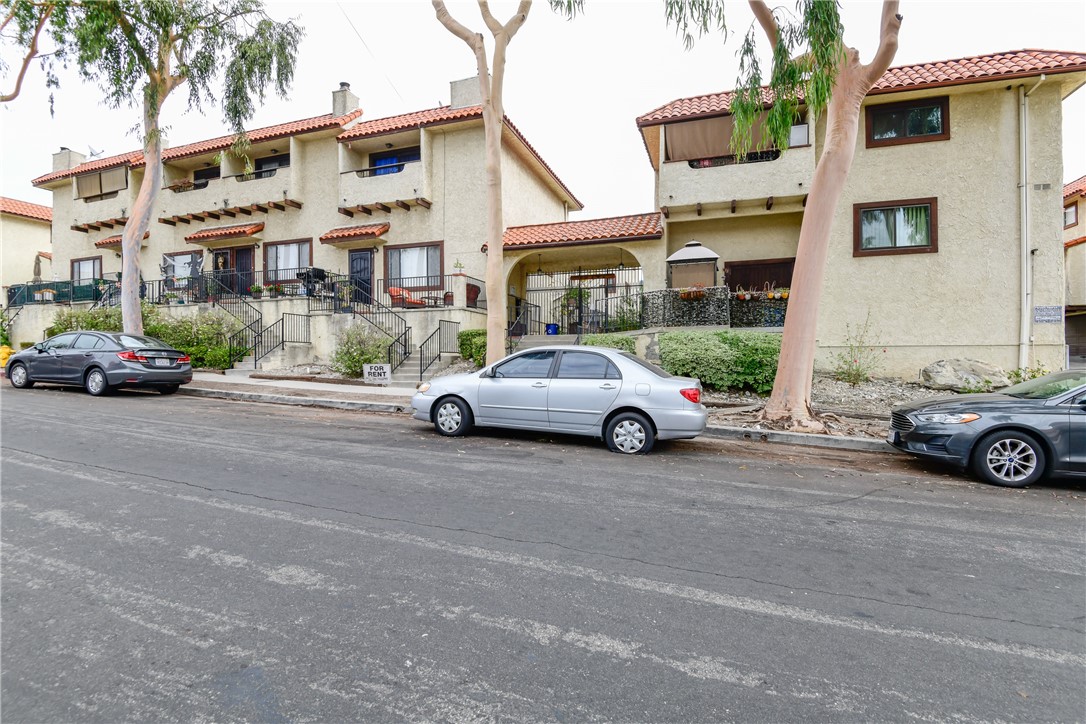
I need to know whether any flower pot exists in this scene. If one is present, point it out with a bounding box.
[251,291,262,299]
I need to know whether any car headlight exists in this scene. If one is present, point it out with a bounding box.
[416,381,431,393]
[915,412,980,424]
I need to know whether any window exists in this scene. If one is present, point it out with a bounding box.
[494,351,556,379]
[371,146,421,176]
[43,333,78,351]
[264,239,311,281]
[71,256,102,282]
[76,166,127,200]
[386,242,442,288]
[163,251,202,278]
[193,166,220,188]
[866,97,949,148]
[1066,203,1079,229]
[556,352,621,379]
[854,198,938,257]
[254,153,289,179]
[72,334,105,350]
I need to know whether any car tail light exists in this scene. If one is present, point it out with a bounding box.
[680,388,700,404]
[117,350,148,363]
[176,355,191,363]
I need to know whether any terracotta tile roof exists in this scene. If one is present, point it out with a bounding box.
[38,251,52,260]
[32,111,364,186]
[488,213,663,251]
[1067,235,1086,249]
[1065,175,1086,199]
[338,105,581,209]
[637,49,1086,126]
[319,223,390,243]
[0,196,52,222]
[94,231,149,248]
[185,222,264,243]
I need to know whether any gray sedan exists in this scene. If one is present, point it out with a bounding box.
[889,370,1086,487]
[6,331,193,396]
[411,345,707,454]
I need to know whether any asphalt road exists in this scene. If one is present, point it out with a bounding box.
[2,385,1084,722]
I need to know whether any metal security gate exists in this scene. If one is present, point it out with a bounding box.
[525,266,643,335]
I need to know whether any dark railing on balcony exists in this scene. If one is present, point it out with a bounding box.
[687,148,781,168]
[230,167,281,182]
[418,319,460,380]
[372,275,486,310]
[348,160,418,178]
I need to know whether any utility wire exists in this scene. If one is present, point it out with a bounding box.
[336,2,406,105]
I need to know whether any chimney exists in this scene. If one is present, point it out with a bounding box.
[53,146,86,173]
[450,75,488,109]
[333,82,359,117]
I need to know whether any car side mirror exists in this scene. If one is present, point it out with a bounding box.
[34,344,44,353]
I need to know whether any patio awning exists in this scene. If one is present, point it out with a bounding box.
[319,222,390,247]
[185,221,265,244]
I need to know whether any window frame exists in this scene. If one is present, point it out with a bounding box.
[853,197,939,257]
[384,240,444,291]
[1065,202,1079,229]
[263,238,312,282]
[70,255,103,282]
[865,96,950,149]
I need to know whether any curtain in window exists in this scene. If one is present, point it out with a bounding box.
[861,205,930,248]
[389,246,440,286]
[72,258,101,281]
[898,205,930,246]
[267,243,309,280]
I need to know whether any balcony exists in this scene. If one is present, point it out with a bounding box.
[659,133,815,209]
[159,169,292,218]
[339,160,426,211]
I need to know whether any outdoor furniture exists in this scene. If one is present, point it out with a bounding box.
[466,283,481,308]
[388,286,426,308]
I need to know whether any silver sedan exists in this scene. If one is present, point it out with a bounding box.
[411,345,707,454]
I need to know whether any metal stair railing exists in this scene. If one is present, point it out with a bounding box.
[505,301,542,353]
[207,276,263,365]
[89,281,120,309]
[252,313,311,367]
[418,319,460,380]
[325,275,413,373]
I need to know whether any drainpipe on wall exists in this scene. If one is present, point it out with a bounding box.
[1018,74,1046,369]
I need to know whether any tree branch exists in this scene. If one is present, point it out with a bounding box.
[748,0,778,47]
[432,0,482,49]
[0,4,52,103]
[862,0,902,86]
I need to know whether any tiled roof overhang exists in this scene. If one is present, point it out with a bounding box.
[94,231,150,248]
[185,222,265,243]
[32,111,364,186]
[1065,175,1086,200]
[38,251,52,260]
[337,105,582,210]
[0,196,52,222]
[1067,236,1086,249]
[319,223,390,244]
[485,213,663,252]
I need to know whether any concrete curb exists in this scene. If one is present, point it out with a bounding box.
[181,385,896,455]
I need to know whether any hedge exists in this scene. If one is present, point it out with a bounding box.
[581,333,636,353]
[658,330,780,393]
[458,328,488,366]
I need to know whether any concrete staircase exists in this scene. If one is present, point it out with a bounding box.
[389,348,458,386]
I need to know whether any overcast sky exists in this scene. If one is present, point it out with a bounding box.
[1,0,1084,219]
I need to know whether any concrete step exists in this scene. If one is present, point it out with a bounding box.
[515,334,578,349]
[391,352,458,383]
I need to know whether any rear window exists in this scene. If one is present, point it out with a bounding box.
[619,351,672,378]
[118,335,172,350]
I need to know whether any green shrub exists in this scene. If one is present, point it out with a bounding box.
[458,328,488,366]
[0,322,10,348]
[1007,364,1049,384]
[331,324,387,377]
[581,333,636,353]
[657,330,781,394]
[830,315,884,386]
[717,330,781,394]
[46,305,125,336]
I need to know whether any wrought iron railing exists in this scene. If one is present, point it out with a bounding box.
[251,313,312,367]
[388,328,411,372]
[418,319,460,380]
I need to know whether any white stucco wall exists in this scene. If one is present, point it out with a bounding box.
[1,213,52,303]
[1065,195,1085,306]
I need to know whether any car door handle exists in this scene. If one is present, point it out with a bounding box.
[599,384,617,390]
[531,382,548,388]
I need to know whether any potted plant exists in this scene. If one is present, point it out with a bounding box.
[337,285,352,312]
[249,284,263,299]
[164,292,178,304]
[562,287,589,309]
[267,283,283,298]
[679,283,706,300]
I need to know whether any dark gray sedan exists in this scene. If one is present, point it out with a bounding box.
[889,370,1086,487]
[411,345,706,454]
[6,331,192,396]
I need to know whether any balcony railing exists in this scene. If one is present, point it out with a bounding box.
[687,148,781,168]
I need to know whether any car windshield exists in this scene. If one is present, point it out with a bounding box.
[118,335,172,350]
[619,351,672,378]
[1000,370,1086,399]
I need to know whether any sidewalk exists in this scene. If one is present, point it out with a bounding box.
[181,371,895,454]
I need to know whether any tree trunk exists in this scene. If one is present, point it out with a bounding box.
[482,98,508,365]
[120,86,165,334]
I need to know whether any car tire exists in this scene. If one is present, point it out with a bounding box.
[8,363,34,389]
[971,430,1047,488]
[434,397,473,437]
[84,367,112,397]
[606,411,655,454]
[158,384,180,395]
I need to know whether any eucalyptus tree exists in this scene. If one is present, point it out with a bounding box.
[0,0,56,102]
[3,0,303,334]
[665,0,903,429]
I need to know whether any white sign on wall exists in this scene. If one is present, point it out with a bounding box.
[363,364,391,385]
[1033,305,1062,324]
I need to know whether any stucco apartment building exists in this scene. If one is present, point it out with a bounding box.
[1,197,52,309]
[491,49,1086,379]
[12,77,579,355]
[1065,175,1086,365]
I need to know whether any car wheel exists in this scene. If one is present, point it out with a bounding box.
[434,397,473,437]
[8,363,34,389]
[971,430,1047,488]
[84,367,112,397]
[158,384,180,395]
[606,412,655,454]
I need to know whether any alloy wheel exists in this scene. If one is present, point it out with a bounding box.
[985,438,1037,484]
[10,365,27,387]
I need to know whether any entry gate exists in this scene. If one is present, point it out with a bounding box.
[524,266,643,335]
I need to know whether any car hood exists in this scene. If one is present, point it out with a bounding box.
[893,393,1030,414]
[425,370,482,391]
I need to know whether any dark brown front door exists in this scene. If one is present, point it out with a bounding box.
[724,257,795,293]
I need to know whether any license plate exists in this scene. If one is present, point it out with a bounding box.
[154,358,171,367]
[887,430,900,444]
